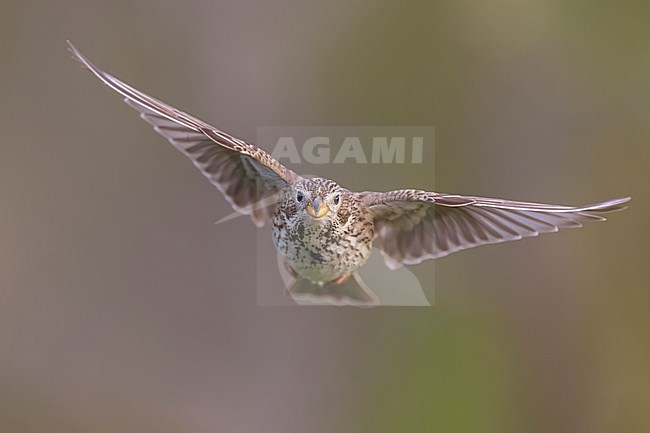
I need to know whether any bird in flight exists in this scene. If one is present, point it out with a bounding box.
[68,41,629,306]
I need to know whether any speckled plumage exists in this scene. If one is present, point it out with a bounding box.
[272,178,374,282]
[69,42,630,301]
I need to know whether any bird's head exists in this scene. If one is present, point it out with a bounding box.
[292,177,346,223]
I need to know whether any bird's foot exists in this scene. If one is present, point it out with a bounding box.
[330,274,352,285]
[283,261,298,279]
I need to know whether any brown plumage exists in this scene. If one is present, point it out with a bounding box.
[68,42,630,305]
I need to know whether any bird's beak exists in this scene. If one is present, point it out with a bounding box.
[306,197,330,219]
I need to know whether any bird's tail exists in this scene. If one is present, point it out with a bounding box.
[287,272,379,307]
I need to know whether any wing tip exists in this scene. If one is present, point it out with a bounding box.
[66,40,103,77]
[66,40,85,65]
[581,196,631,214]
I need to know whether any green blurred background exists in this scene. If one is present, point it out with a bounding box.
[1,1,648,432]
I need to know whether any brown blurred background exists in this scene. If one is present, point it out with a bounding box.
[1,1,648,432]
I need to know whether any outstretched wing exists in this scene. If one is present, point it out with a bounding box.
[361,189,630,268]
[68,41,301,227]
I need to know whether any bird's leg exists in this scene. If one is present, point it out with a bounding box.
[282,260,298,279]
[329,273,352,285]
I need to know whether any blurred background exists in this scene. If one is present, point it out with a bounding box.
[1,1,648,432]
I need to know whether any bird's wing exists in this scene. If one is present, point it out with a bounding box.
[360,189,630,268]
[68,41,301,227]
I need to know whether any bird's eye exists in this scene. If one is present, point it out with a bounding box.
[333,194,340,205]
[296,192,304,202]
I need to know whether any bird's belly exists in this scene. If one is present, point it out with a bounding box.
[272,221,373,283]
